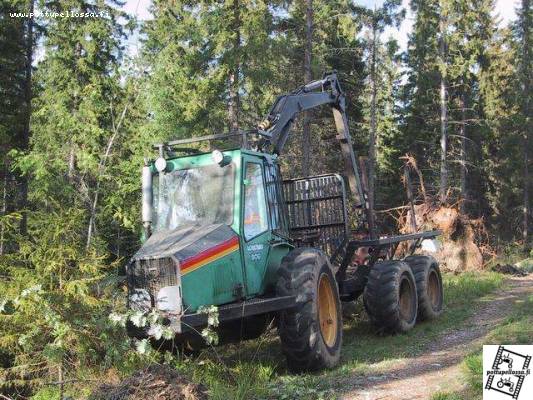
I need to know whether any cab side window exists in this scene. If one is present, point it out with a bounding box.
[243,163,268,240]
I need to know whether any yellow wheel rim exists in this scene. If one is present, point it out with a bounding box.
[318,273,338,348]
[399,275,415,321]
[428,270,441,309]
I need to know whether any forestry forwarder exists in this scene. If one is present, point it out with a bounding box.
[127,72,443,372]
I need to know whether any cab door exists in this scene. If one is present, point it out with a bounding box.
[241,156,271,296]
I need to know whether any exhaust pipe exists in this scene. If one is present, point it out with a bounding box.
[142,162,153,237]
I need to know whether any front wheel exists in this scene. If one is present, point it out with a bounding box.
[276,248,342,372]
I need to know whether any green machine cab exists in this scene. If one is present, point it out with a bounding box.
[133,149,292,311]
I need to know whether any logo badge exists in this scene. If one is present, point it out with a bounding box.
[483,345,532,399]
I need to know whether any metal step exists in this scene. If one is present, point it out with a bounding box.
[181,295,296,330]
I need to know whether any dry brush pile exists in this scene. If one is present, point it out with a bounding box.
[90,365,208,400]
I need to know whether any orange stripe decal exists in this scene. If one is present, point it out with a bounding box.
[180,236,240,276]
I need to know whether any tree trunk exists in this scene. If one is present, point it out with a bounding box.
[367,20,378,238]
[67,145,75,183]
[438,5,448,205]
[19,0,34,235]
[0,165,7,255]
[524,127,530,251]
[58,362,64,400]
[459,87,467,215]
[404,166,418,233]
[228,0,241,134]
[86,102,130,249]
[302,0,313,177]
[521,0,531,250]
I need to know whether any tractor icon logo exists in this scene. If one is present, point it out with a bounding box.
[484,345,532,400]
[496,377,515,393]
[497,353,514,370]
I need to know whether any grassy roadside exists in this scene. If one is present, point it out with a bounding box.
[186,271,505,400]
[433,292,533,400]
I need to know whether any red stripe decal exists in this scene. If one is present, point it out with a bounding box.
[180,236,239,271]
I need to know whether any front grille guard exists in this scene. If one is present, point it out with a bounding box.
[127,256,180,310]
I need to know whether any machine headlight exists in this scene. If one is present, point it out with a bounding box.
[155,157,167,172]
[212,149,231,166]
[211,149,224,164]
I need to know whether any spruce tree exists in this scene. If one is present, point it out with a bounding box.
[516,0,531,249]
[142,0,284,141]
[355,0,404,234]
[402,0,442,196]
[0,0,35,250]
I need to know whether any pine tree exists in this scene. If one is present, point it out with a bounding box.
[516,0,532,249]
[402,0,442,196]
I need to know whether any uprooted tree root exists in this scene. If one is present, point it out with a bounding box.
[396,203,486,272]
[89,365,208,400]
[387,155,489,272]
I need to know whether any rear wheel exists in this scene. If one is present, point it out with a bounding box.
[363,260,418,334]
[276,248,342,372]
[404,255,443,320]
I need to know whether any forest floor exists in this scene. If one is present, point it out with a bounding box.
[196,271,533,400]
[88,270,533,400]
[338,274,533,400]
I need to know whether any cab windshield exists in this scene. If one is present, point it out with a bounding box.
[153,163,235,231]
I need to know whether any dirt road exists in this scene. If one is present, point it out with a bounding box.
[340,275,533,400]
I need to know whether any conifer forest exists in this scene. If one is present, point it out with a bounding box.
[0,0,531,399]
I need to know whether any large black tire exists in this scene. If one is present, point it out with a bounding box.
[276,248,342,372]
[404,255,444,320]
[363,260,418,334]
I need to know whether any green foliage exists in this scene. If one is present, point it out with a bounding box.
[0,209,135,391]
[198,305,220,345]
[142,0,284,139]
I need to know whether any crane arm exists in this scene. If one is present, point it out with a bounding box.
[257,72,366,208]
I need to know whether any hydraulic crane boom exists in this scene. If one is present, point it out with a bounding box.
[257,72,366,209]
